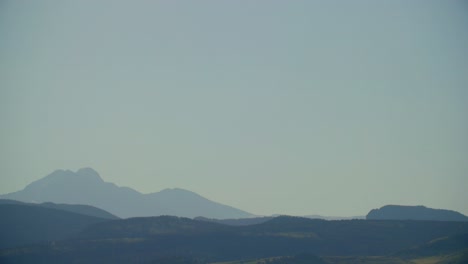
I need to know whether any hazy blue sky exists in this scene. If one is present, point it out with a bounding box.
[1,0,467,216]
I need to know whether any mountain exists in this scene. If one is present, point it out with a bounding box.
[0,199,118,220]
[0,203,110,248]
[0,168,253,219]
[367,205,468,222]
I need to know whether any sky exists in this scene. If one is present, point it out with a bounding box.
[1,0,467,217]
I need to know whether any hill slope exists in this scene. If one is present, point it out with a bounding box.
[367,205,468,222]
[0,199,118,220]
[0,168,252,219]
[0,203,109,248]
[395,233,468,258]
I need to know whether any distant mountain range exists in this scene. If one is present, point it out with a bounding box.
[0,168,252,219]
[367,205,468,222]
[2,168,467,223]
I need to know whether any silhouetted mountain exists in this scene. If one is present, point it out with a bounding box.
[2,215,468,263]
[0,199,118,220]
[367,205,468,222]
[0,203,110,248]
[0,168,252,219]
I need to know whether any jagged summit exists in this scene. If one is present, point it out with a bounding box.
[22,168,104,194]
[38,168,103,183]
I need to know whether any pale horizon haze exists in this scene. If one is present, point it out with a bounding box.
[1,0,467,217]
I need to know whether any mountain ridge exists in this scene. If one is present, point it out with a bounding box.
[0,168,253,219]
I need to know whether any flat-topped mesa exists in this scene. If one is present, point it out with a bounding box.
[366,205,468,222]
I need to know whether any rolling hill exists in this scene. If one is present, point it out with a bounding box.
[0,203,110,249]
[2,215,468,263]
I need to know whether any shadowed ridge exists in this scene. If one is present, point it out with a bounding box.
[0,199,118,220]
[40,202,119,220]
[77,215,229,239]
[3,215,468,262]
[0,203,110,248]
[395,233,468,260]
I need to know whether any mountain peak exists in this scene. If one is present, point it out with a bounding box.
[76,168,103,182]
[42,168,103,183]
